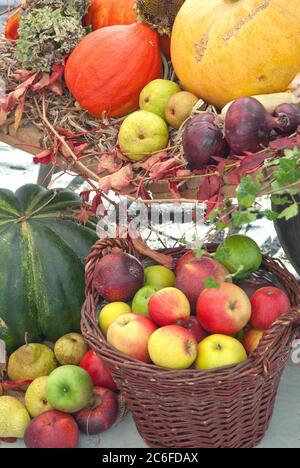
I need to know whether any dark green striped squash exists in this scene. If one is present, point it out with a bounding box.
[0,184,98,353]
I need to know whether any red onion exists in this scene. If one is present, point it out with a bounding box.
[273,103,300,135]
[183,115,228,169]
[225,97,278,154]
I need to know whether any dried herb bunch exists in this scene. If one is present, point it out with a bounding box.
[16,1,90,72]
[136,0,185,35]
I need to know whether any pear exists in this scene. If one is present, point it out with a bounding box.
[54,333,88,366]
[8,343,58,382]
[25,377,54,418]
[0,396,30,438]
[119,110,169,161]
[140,79,181,119]
[165,91,199,129]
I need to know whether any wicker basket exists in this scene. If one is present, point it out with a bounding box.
[81,239,300,448]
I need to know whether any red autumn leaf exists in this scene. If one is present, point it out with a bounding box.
[98,154,123,175]
[76,207,91,225]
[226,168,240,185]
[198,177,211,202]
[237,150,270,175]
[56,127,78,139]
[269,135,297,150]
[33,149,53,165]
[205,194,224,221]
[1,380,32,391]
[134,152,168,171]
[176,169,192,178]
[139,183,152,200]
[80,190,90,203]
[72,142,89,156]
[0,438,17,444]
[99,165,133,193]
[150,158,180,181]
[91,193,102,214]
[168,181,181,199]
[13,70,36,81]
[32,73,50,93]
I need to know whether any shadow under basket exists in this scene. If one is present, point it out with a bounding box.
[81,239,300,449]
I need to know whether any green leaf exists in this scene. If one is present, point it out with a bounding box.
[237,176,261,208]
[277,203,299,221]
[216,221,229,231]
[193,248,203,260]
[271,195,291,206]
[204,277,221,289]
[263,210,279,221]
[231,210,257,227]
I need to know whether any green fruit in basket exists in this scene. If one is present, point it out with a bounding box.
[132,285,161,317]
[144,265,175,288]
[140,79,181,119]
[215,235,262,280]
[118,110,169,161]
[195,334,248,370]
[0,184,97,353]
[8,343,58,382]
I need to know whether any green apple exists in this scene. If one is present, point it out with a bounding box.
[54,333,88,366]
[165,91,199,129]
[131,285,161,317]
[140,79,181,119]
[215,235,262,280]
[118,110,169,161]
[25,376,54,418]
[144,265,175,288]
[195,334,248,370]
[46,365,93,413]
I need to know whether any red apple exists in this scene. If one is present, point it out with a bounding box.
[93,252,144,302]
[175,256,231,310]
[24,410,79,449]
[74,387,118,435]
[148,287,191,326]
[197,283,252,335]
[178,317,209,343]
[243,328,264,355]
[235,278,273,299]
[107,313,157,363]
[175,251,196,275]
[80,351,117,392]
[250,287,291,330]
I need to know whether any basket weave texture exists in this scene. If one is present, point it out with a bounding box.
[81,239,300,448]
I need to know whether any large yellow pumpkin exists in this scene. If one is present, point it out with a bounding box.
[171,0,300,109]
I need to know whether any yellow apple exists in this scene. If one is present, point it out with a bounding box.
[165,91,199,129]
[144,265,175,289]
[98,302,131,336]
[148,325,197,370]
[140,79,181,119]
[195,335,248,371]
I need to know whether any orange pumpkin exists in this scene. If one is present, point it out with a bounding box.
[65,22,162,118]
[4,10,20,41]
[84,0,137,30]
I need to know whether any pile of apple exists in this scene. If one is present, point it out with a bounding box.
[94,235,291,371]
[0,333,120,448]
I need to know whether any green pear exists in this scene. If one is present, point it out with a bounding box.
[165,91,199,129]
[140,79,181,119]
[54,333,88,366]
[0,396,30,438]
[119,110,169,162]
[8,343,58,382]
[25,377,54,418]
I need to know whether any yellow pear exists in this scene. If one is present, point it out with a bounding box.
[0,396,30,438]
[8,343,58,382]
[25,377,54,418]
[54,333,88,366]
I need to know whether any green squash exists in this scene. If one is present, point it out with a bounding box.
[0,184,98,353]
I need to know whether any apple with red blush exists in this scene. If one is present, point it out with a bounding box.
[80,350,117,391]
[250,286,291,330]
